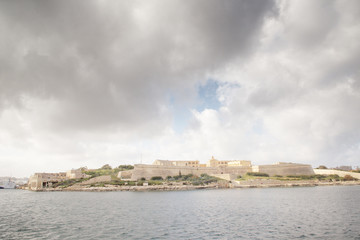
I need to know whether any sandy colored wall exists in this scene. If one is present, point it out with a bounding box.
[314,169,360,179]
[129,164,251,180]
[255,164,315,176]
[122,163,315,180]
[28,176,42,190]
[118,170,133,180]
[209,174,237,181]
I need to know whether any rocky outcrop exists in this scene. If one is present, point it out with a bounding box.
[80,175,111,185]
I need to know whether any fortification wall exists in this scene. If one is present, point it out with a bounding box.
[209,174,237,181]
[117,170,133,180]
[28,176,42,190]
[314,169,360,179]
[129,164,251,180]
[256,164,315,176]
[119,163,315,180]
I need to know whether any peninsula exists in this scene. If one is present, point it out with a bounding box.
[26,157,360,191]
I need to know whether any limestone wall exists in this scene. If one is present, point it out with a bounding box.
[129,164,251,180]
[209,174,237,181]
[28,173,67,190]
[117,170,133,180]
[255,163,315,176]
[28,175,42,190]
[314,169,360,179]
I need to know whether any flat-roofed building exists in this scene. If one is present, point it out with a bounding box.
[28,172,67,190]
[66,168,91,179]
[206,156,252,167]
[28,168,90,190]
[153,160,200,167]
[228,160,252,167]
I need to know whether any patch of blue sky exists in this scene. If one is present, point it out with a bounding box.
[170,79,240,133]
[196,79,221,112]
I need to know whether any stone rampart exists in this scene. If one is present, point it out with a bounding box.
[209,174,237,181]
[128,164,251,180]
[314,169,360,179]
[254,163,314,176]
[117,170,133,180]
[118,163,315,181]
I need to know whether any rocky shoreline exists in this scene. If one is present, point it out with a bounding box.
[28,180,360,192]
[233,179,360,188]
[33,184,219,192]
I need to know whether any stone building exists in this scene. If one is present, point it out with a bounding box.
[66,169,91,179]
[206,156,252,167]
[28,168,90,190]
[153,160,200,167]
[28,172,67,190]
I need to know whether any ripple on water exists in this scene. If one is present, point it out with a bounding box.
[1,186,360,239]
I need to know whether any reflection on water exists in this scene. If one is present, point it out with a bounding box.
[1,186,360,239]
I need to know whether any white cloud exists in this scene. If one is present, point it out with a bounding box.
[1,0,360,176]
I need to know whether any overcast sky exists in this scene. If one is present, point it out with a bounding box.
[1,0,360,177]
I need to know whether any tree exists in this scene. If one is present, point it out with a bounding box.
[318,165,327,169]
[101,164,112,170]
[118,165,134,170]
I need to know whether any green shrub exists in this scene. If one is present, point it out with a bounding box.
[183,174,194,180]
[286,175,302,179]
[52,178,86,188]
[126,181,137,186]
[246,172,269,177]
[314,175,326,180]
[108,180,126,186]
[85,169,114,177]
[173,175,181,180]
[274,175,283,178]
[140,177,146,181]
[150,176,163,181]
[118,165,134,170]
[148,180,162,185]
[328,174,340,179]
[101,164,112,170]
[192,181,203,186]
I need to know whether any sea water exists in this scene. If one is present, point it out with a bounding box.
[1,186,360,240]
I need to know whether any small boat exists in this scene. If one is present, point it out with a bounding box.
[0,179,16,189]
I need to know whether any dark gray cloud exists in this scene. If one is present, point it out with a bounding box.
[0,0,276,132]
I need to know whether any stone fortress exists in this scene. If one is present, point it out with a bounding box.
[28,156,315,190]
[118,156,315,181]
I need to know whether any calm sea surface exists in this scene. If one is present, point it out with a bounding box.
[1,186,360,240]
